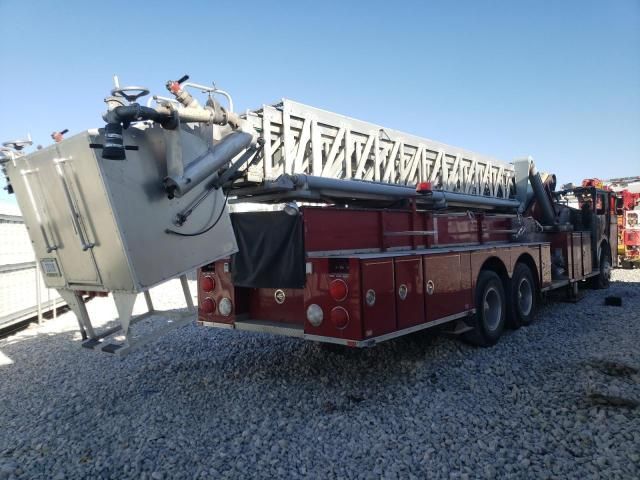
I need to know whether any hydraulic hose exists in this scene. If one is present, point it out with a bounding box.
[109,104,178,129]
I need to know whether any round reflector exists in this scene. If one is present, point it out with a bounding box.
[365,289,376,307]
[330,306,349,329]
[329,279,348,301]
[218,297,233,317]
[201,275,216,292]
[306,304,324,327]
[200,298,216,314]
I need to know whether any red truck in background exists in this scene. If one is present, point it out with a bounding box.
[583,177,640,268]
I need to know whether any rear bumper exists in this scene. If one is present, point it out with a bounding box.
[197,309,474,348]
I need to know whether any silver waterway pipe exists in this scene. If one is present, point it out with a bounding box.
[288,175,521,210]
[164,130,254,199]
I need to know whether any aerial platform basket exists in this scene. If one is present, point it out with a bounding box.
[4,126,238,355]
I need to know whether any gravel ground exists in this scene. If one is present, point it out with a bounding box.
[1,270,639,479]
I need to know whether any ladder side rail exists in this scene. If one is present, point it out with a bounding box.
[246,100,515,198]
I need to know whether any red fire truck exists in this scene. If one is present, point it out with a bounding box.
[615,190,640,268]
[197,165,616,348]
[1,77,617,354]
[583,178,640,268]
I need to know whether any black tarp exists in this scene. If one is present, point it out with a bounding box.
[230,211,305,288]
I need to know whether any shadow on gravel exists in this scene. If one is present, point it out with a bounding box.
[581,358,640,409]
[216,327,465,381]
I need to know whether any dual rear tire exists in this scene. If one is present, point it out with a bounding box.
[464,263,537,347]
[463,270,506,347]
[508,263,537,328]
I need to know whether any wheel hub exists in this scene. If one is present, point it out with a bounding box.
[517,277,533,316]
[483,287,502,331]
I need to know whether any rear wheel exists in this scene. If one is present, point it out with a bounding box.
[463,270,506,347]
[591,248,611,289]
[508,263,537,328]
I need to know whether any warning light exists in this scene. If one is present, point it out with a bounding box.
[330,306,349,329]
[200,298,216,314]
[416,182,432,193]
[201,275,216,292]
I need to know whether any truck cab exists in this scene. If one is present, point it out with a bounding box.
[553,186,617,282]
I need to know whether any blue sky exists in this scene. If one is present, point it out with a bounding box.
[1,0,638,204]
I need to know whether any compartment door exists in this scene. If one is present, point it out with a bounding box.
[52,158,101,286]
[394,256,425,329]
[22,152,102,286]
[571,233,583,279]
[423,253,472,322]
[582,233,592,275]
[361,259,395,337]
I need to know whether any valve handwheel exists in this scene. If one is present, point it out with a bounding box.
[2,139,33,151]
[111,86,150,103]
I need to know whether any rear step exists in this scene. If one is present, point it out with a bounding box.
[234,319,304,338]
[61,274,196,357]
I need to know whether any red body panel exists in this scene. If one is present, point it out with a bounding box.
[423,253,473,322]
[394,256,425,329]
[198,260,236,324]
[304,258,363,340]
[360,259,396,337]
[471,247,511,288]
[196,206,564,346]
[303,207,512,253]
[435,215,477,245]
[249,288,304,325]
[625,230,640,247]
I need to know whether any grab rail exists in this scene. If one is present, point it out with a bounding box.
[54,158,95,251]
[20,169,58,253]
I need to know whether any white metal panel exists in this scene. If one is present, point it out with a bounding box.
[0,205,61,326]
[0,215,34,265]
[0,267,33,317]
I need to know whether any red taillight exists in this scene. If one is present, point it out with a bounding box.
[200,298,216,314]
[201,276,215,292]
[330,306,349,329]
[329,279,348,301]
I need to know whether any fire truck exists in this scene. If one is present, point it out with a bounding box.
[582,177,640,268]
[610,179,640,268]
[0,75,616,355]
[616,190,640,268]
